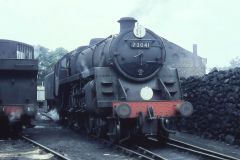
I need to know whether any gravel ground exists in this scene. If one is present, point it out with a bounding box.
[24,120,133,160]
[0,139,54,160]
[150,147,204,160]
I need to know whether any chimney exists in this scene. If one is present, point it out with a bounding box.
[193,44,197,55]
[118,17,137,34]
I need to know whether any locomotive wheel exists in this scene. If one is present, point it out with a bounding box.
[67,114,76,129]
[76,114,85,129]
[108,120,121,143]
[59,111,68,126]
[84,115,95,134]
[9,122,22,136]
[95,118,107,138]
[22,116,34,128]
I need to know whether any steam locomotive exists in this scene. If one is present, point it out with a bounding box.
[0,40,38,133]
[45,17,193,143]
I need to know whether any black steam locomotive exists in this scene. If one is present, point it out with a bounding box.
[45,17,193,142]
[0,40,38,132]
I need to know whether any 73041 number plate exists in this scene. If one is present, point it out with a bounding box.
[130,41,151,48]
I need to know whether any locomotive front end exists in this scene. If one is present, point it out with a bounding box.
[105,17,193,141]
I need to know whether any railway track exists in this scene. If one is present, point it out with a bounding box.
[166,137,239,160]
[136,137,240,160]
[3,134,237,160]
[96,137,185,160]
[92,135,240,160]
[115,140,199,160]
[21,135,71,160]
[17,122,239,160]
[93,136,161,160]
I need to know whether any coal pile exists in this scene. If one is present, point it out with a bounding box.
[178,68,240,145]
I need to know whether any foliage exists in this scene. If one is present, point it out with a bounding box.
[229,56,240,68]
[208,56,240,72]
[35,45,68,81]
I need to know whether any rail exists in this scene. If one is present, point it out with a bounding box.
[167,137,239,160]
[22,136,71,160]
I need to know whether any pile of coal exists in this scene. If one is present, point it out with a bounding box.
[178,67,240,145]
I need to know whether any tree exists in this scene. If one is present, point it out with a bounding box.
[35,46,68,81]
[229,56,240,68]
[48,47,68,71]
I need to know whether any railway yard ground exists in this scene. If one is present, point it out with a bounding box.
[0,139,55,160]
[1,120,132,160]
[1,119,240,160]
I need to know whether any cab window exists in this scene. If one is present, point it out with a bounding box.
[17,44,34,59]
[60,58,67,68]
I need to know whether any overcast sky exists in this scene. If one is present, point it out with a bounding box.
[0,0,239,69]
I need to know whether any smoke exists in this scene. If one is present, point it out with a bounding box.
[80,56,90,75]
[37,108,59,121]
[46,109,59,121]
[128,0,165,19]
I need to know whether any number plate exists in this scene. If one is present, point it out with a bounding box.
[130,41,150,48]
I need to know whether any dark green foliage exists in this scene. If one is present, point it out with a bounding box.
[35,45,68,81]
